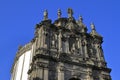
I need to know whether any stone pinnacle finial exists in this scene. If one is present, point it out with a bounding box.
[79,16,83,22]
[91,23,96,30]
[57,9,61,19]
[67,8,73,18]
[90,23,102,37]
[43,9,48,20]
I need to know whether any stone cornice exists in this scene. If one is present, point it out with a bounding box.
[16,42,32,58]
[32,53,111,73]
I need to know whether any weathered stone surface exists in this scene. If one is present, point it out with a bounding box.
[11,8,111,80]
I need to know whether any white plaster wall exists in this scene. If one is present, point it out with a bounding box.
[21,50,31,80]
[15,54,24,80]
[12,50,32,80]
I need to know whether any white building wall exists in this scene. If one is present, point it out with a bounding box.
[15,54,24,80]
[12,50,32,80]
[21,50,31,80]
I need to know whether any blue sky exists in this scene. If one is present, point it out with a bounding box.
[0,0,119,80]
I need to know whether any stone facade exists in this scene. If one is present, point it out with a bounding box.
[11,8,111,80]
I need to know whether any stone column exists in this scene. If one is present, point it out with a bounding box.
[43,28,46,48]
[33,38,37,56]
[76,38,80,49]
[83,38,88,59]
[66,36,70,53]
[60,71,64,80]
[36,68,43,80]
[37,28,42,48]
[37,27,45,48]
[57,71,64,80]
[79,38,83,56]
[57,67,61,80]
[41,28,44,48]
[95,44,101,61]
[44,68,48,80]
[58,30,62,52]
[55,62,64,80]
[98,45,105,62]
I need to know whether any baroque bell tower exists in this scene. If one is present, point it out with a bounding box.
[11,8,111,80]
